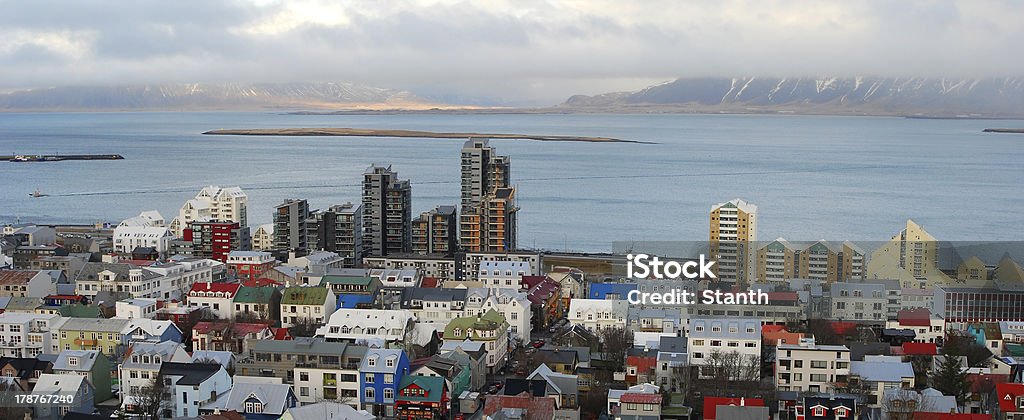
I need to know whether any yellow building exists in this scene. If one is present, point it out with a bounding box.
[710,198,757,283]
[51,317,129,357]
[956,256,989,282]
[756,239,865,284]
[866,220,951,288]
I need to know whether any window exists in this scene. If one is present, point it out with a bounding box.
[300,387,309,397]
[244,400,263,413]
[368,358,376,367]
[693,340,704,346]
[384,374,394,384]
[386,358,394,368]
[365,388,375,400]
[68,357,79,367]
[365,373,375,383]
[835,407,849,418]
[811,361,828,369]
[384,388,394,399]
[300,372,308,381]
[812,407,825,417]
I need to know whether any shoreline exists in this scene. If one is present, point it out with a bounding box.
[982,128,1024,133]
[202,127,654,143]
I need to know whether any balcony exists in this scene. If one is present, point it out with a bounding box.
[74,338,97,346]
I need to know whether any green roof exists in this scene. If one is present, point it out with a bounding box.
[444,309,508,339]
[321,275,374,286]
[233,286,277,304]
[397,375,445,403]
[281,286,331,305]
[59,304,103,318]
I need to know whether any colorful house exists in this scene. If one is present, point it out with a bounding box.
[359,348,410,418]
[395,375,449,419]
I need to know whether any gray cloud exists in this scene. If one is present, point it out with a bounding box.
[0,0,1021,105]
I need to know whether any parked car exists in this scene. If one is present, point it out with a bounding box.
[530,339,545,348]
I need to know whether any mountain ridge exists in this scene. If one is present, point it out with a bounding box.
[561,77,1024,117]
[0,82,441,111]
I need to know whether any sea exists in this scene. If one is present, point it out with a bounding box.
[1,112,1022,252]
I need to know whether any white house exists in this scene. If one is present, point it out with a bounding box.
[187,282,241,320]
[368,269,420,288]
[568,299,628,333]
[113,211,173,255]
[316,309,415,346]
[32,373,94,420]
[159,361,232,418]
[119,341,191,413]
[849,355,916,407]
[279,286,336,328]
[0,312,58,358]
[478,261,529,289]
[687,317,762,379]
[115,298,159,319]
[462,288,531,343]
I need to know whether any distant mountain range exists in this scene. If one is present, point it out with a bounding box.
[0,82,436,111]
[561,77,1024,117]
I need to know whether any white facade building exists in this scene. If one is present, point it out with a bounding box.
[119,341,191,412]
[316,309,414,346]
[170,186,248,238]
[251,224,274,251]
[568,299,628,333]
[368,269,420,288]
[687,317,762,379]
[115,298,159,319]
[76,259,215,301]
[0,312,58,358]
[775,338,850,393]
[113,211,173,255]
[478,261,529,289]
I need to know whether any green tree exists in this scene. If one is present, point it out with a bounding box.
[931,355,969,406]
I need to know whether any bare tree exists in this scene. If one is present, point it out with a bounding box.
[0,381,29,419]
[598,327,633,372]
[883,388,932,420]
[133,377,170,420]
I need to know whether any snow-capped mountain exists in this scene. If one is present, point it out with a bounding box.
[563,77,1024,116]
[0,82,432,110]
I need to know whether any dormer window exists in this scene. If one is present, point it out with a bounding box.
[835,407,848,418]
[386,358,394,368]
[812,407,825,417]
[68,357,79,367]
[368,357,376,367]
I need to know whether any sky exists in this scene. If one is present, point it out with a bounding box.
[1,0,1022,105]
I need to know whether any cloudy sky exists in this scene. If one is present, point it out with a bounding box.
[1,0,1022,105]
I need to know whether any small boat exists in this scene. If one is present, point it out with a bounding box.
[30,190,48,198]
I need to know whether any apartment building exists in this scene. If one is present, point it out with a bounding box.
[710,198,757,283]
[359,348,410,417]
[279,286,335,328]
[274,199,310,255]
[362,164,412,257]
[0,269,60,298]
[113,211,173,256]
[226,251,276,281]
[76,259,215,301]
[239,338,366,406]
[187,282,241,319]
[830,280,901,323]
[867,219,952,289]
[463,251,540,282]
[478,260,529,289]
[159,362,232,418]
[119,341,191,413]
[170,185,249,239]
[315,308,414,346]
[459,139,518,253]
[251,224,274,251]
[687,317,762,379]
[0,312,58,358]
[775,338,850,393]
[306,202,363,267]
[364,254,458,282]
[444,309,509,373]
[757,239,865,283]
[411,206,457,256]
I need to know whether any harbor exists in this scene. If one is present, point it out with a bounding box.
[3,154,125,162]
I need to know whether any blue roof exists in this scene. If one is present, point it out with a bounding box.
[588,283,637,299]
[337,294,374,309]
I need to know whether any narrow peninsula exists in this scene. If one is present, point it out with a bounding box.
[202,127,652,143]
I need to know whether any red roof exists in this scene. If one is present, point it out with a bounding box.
[898,308,932,327]
[521,275,546,289]
[703,397,765,420]
[830,321,858,335]
[193,320,270,336]
[997,383,1024,412]
[966,373,1008,393]
[902,342,938,355]
[0,270,38,285]
[762,324,787,333]
[241,278,282,287]
[420,277,440,288]
[766,291,799,302]
[620,393,662,404]
[272,327,292,340]
[188,282,241,296]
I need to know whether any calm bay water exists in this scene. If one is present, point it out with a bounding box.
[1,112,1022,251]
